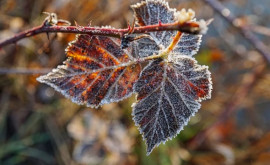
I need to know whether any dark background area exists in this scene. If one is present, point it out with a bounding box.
[0,0,270,164]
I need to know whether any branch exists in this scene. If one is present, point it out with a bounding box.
[202,0,270,63]
[0,68,51,75]
[0,17,203,48]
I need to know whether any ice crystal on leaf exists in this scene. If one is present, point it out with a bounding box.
[37,35,141,108]
[131,0,212,155]
[133,56,211,155]
[37,0,212,155]
[131,0,202,57]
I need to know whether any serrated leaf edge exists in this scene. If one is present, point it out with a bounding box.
[131,56,212,155]
[37,33,140,108]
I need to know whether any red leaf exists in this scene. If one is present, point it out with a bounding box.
[37,34,141,108]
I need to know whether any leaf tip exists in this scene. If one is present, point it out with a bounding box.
[36,74,47,83]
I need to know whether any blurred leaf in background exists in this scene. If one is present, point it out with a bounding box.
[67,110,134,164]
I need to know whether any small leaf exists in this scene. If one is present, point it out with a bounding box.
[37,34,141,108]
[132,56,212,155]
[131,0,202,57]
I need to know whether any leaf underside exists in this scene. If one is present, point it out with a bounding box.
[37,35,141,108]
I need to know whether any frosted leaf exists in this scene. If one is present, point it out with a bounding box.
[131,36,161,58]
[132,56,212,155]
[173,33,202,57]
[131,0,202,57]
[37,34,141,108]
[36,0,212,156]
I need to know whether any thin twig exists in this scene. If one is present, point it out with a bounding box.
[0,68,51,75]
[202,0,270,63]
[251,25,270,37]
[0,20,201,48]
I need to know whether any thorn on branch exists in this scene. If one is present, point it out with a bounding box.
[74,20,79,27]
[127,19,136,35]
[0,14,210,49]
[158,20,162,26]
[87,20,92,27]
[127,21,131,31]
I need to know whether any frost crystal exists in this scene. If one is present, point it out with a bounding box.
[133,55,212,155]
[37,35,141,108]
[175,9,195,24]
[131,0,202,57]
[37,0,212,156]
[131,0,212,155]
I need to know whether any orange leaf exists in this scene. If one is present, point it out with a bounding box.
[38,34,141,108]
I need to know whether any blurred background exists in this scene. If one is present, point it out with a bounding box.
[0,0,270,164]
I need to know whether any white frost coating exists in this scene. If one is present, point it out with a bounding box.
[197,19,208,35]
[129,0,212,155]
[131,36,161,58]
[132,54,212,155]
[175,8,195,24]
[173,33,202,57]
[37,0,212,156]
[131,0,203,57]
[37,35,140,108]
[132,0,177,47]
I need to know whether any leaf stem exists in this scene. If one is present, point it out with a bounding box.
[159,31,183,59]
[136,31,183,63]
[167,31,183,52]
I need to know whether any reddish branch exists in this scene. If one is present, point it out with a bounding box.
[202,0,270,63]
[0,20,200,48]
